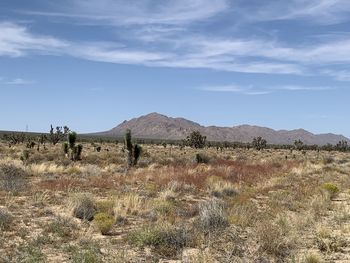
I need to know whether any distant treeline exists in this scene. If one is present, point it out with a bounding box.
[1,129,349,152]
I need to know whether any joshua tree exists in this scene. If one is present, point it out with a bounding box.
[186,131,207,149]
[124,129,142,168]
[62,142,69,157]
[4,132,26,145]
[20,149,30,165]
[335,140,348,152]
[63,131,83,161]
[49,125,69,145]
[252,136,267,151]
[294,139,304,151]
[36,134,47,151]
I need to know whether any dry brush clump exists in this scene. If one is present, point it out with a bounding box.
[70,193,97,221]
[0,163,30,193]
[0,208,13,230]
[128,223,194,257]
[196,198,229,234]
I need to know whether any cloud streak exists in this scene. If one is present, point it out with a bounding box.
[5,78,34,85]
[19,0,229,26]
[198,84,336,95]
[3,0,350,80]
[240,0,350,25]
[0,22,67,57]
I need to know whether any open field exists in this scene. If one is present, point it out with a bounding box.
[1,141,350,262]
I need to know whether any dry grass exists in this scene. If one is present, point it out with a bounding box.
[0,140,350,262]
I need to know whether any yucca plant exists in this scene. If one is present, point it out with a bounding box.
[63,132,83,161]
[124,129,142,168]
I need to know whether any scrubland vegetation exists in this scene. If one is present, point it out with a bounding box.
[1,130,350,262]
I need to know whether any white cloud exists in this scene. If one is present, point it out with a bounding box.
[0,22,67,57]
[244,0,350,25]
[198,84,271,95]
[200,84,247,92]
[2,20,350,78]
[20,0,229,26]
[322,70,350,81]
[0,22,304,75]
[5,78,34,85]
[275,85,334,91]
[198,84,336,95]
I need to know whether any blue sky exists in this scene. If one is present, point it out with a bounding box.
[0,0,349,137]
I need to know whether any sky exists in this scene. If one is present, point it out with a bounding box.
[0,0,349,137]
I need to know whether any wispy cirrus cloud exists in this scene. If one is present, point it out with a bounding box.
[198,84,271,96]
[198,84,336,95]
[0,22,67,57]
[18,0,229,26]
[275,85,334,91]
[5,78,34,85]
[3,0,350,80]
[2,20,350,77]
[0,22,303,75]
[322,69,350,81]
[241,0,350,25]
[0,77,34,85]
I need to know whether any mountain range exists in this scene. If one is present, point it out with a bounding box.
[94,113,349,145]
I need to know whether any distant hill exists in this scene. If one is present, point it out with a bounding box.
[93,112,350,145]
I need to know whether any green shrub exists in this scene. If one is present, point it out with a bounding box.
[45,216,77,238]
[195,153,210,164]
[96,200,115,215]
[186,131,206,149]
[69,243,101,263]
[93,212,115,235]
[153,200,176,216]
[322,183,339,199]
[20,149,30,164]
[128,224,192,256]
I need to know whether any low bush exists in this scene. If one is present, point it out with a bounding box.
[45,216,77,238]
[196,198,229,233]
[195,153,210,164]
[323,156,334,165]
[322,183,339,199]
[257,216,295,258]
[0,208,13,230]
[69,241,102,263]
[304,252,323,263]
[93,212,115,235]
[96,200,115,215]
[128,224,192,257]
[315,229,347,253]
[0,164,29,193]
[71,194,97,221]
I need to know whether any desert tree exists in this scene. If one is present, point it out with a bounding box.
[335,140,348,152]
[62,131,83,161]
[49,125,69,145]
[294,139,304,151]
[124,129,142,168]
[252,136,267,151]
[186,130,207,149]
[4,132,26,145]
[36,134,47,151]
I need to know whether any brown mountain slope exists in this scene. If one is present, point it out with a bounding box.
[94,112,349,145]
